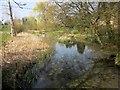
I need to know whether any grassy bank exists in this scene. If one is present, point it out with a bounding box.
[0,25,11,46]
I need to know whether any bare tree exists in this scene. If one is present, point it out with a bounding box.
[8,0,26,37]
[8,0,16,36]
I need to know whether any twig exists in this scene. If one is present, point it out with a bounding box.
[13,0,26,9]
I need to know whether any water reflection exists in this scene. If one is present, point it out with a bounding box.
[77,43,85,54]
[52,42,79,60]
[52,42,93,60]
[23,41,118,88]
[31,42,95,88]
[58,40,85,54]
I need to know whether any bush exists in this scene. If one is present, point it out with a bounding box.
[115,52,120,65]
[14,23,24,33]
[70,29,79,34]
[85,34,96,42]
[0,33,12,46]
[2,25,10,32]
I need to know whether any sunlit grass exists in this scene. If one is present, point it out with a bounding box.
[0,33,12,46]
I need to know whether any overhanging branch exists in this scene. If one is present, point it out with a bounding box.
[13,0,26,9]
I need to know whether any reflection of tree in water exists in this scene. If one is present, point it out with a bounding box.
[63,40,76,48]
[77,43,85,54]
[60,39,85,53]
[65,43,76,48]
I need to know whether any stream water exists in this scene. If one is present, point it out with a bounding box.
[23,40,118,88]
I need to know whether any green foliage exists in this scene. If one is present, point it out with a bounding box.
[115,52,120,65]
[32,2,118,46]
[20,16,37,32]
[0,33,12,46]
[0,25,2,31]
[23,69,36,84]
[33,2,57,31]
[1,25,10,32]
[84,34,96,42]
[29,2,118,46]
[0,25,11,46]
[29,16,37,30]
[58,33,79,48]
[14,19,23,33]
[70,29,79,34]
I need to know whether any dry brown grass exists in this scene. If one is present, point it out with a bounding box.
[2,32,49,65]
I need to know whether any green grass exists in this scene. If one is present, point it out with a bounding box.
[0,25,10,32]
[0,25,11,46]
[0,33,12,46]
[28,28,100,44]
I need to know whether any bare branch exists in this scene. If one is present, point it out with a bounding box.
[88,2,95,11]
[55,2,66,14]
[55,2,62,8]
[19,2,26,6]
[71,2,81,12]
[13,0,26,9]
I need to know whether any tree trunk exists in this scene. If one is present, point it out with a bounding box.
[93,26,103,47]
[92,16,103,47]
[8,0,16,37]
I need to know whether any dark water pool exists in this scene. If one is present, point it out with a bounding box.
[24,42,118,88]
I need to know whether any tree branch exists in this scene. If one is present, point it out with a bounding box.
[88,2,95,11]
[13,0,26,9]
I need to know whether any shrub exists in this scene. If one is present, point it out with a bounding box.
[115,52,120,65]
